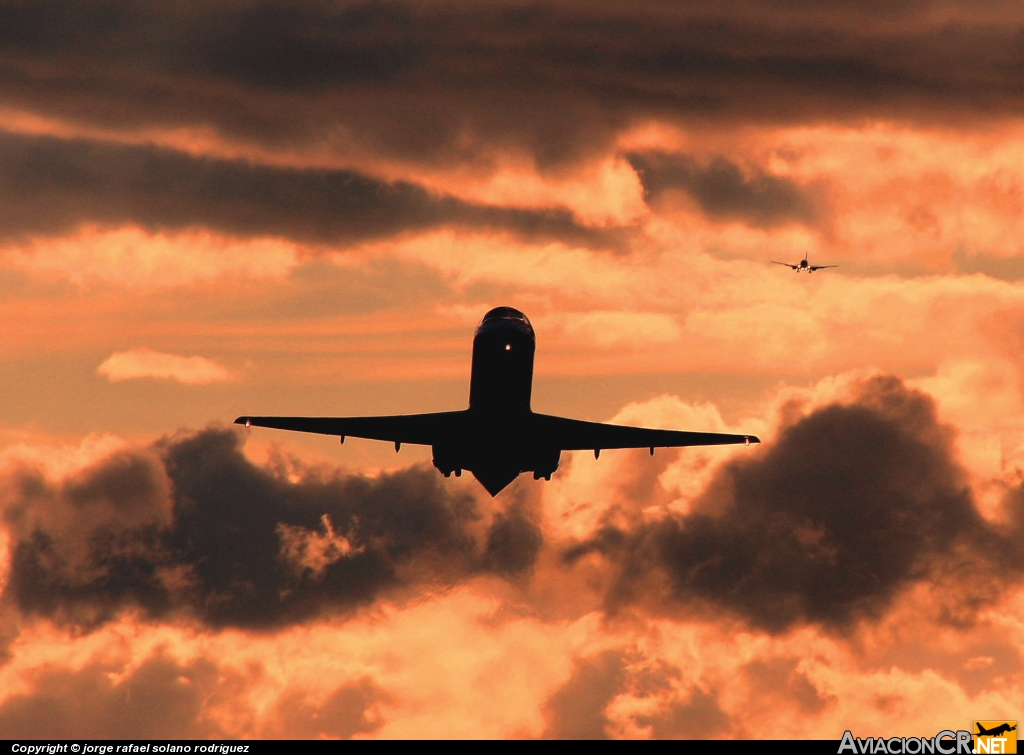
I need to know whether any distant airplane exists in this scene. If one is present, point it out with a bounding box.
[236,307,759,495]
[976,723,1016,737]
[771,253,838,273]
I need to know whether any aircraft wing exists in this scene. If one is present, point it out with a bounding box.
[808,265,838,271]
[235,411,467,446]
[531,412,759,451]
[236,411,760,451]
[771,261,798,269]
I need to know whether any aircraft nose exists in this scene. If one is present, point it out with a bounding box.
[480,306,530,325]
[474,308,536,341]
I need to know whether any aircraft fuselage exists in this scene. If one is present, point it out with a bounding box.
[434,307,558,494]
[469,306,535,414]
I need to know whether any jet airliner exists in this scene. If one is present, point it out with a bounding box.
[236,307,760,495]
[976,723,1016,737]
[772,253,837,273]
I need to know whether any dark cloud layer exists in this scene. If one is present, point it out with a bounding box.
[569,376,1022,632]
[0,130,610,246]
[626,151,825,228]
[2,428,544,629]
[1,1,1023,167]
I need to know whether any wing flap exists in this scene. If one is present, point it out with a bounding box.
[532,413,759,450]
[235,411,467,446]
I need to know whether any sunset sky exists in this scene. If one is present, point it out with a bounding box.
[1,0,1023,739]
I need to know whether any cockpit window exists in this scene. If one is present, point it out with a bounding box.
[481,306,529,324]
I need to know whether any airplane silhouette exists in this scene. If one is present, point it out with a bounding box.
[771,253,838,273]
[236,307,760,495]
[976,723,1016,737]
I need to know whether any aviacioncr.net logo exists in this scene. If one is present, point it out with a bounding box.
[839,730,973,754]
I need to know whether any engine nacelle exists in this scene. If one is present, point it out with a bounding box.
[523,447,561,481]
[432,443,561,489]
[431,444,466,477]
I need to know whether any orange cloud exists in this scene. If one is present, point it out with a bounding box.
[5,226,301,287]
[97,348,235,385]
[0,371,1022,738]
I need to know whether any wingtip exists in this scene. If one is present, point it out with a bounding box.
[747,435,761,444]
[234,416,250,426]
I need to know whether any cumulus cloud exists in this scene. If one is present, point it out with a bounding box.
[541,651,626,739]
[564,375,1024,632]
[12,376,1020,637]
[97,348,235,385]
[0,378,1022,737]
[0,376,1003,638]
[2,428,543,629]
[0,654,225,739]
[262,677,391,739]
